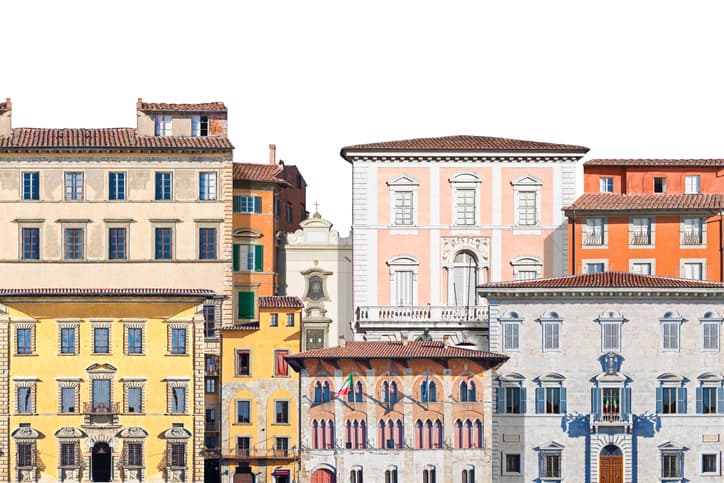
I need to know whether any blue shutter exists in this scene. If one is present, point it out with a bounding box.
[32,173,39,200]
[254,196,262,213]
[520,387,527,414]
[718,387,724,414]
[232,196,241,213]
[622,387,632,420]
[495,387,504,414]
[155,172,162,199]
[656,387,663,414]
[591,387,601,421]
[677,387,687,414]
[535,387,544,414]
[560,387,567,414]
[696,387,703,414]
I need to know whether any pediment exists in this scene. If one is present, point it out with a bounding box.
[163,426,192,439]
[12,425,41,440]
[387,174,419,187]
[537,441,565,451]
[233,228,262,239]
[86,363,117,373]
[658,441,685,451]
[511,174,543,186]
[117,427,149,438]
[594,372,627,383]
[55,427,86,439]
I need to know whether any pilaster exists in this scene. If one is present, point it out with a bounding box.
[0,313,9,483]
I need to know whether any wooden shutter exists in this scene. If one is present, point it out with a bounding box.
[535,387,544,414]
[656,387,663,413]
[237,292,255,320]
[254,196,262,213]
[232,244,240,272]
[254,245,263,272]
[677,387,687,414]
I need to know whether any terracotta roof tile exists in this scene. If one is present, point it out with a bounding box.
[479,272,724,290]
[138,101,227,112]
[258,296,304,309]
[585,158,724,167]
[287,340,508,362]
[0,288,215,297]
[564,193,724,212]
[341,135,589,154]
[0,128,233,150]
[233,163,288,184]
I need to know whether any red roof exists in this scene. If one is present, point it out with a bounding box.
[287,340,507,362]
[233,163,288,184]
[341,135,589,156]
[0,288,215,297]
[585,158,724,167]
[138,100,227,112]
[258,296,304,309]
[564,193,724,212]
[479,272,724,290]
[0,128,233,150]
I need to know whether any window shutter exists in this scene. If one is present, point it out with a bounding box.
[677,387,687,414]
[535,387,544,414]
[495,387,504,414]
[232,244,240,272]
[622,387,631,420]
[520,387,527,414]
[254,245,263,272]
[696,387,703,414]
[718,387,724,414]
[232,196,241,213]
[254,196,262,213]
[237,292,255,320]
[591,387,601,421]
[656,387,663,413]
[560,387,567,414]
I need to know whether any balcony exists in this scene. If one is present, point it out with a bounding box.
[591,412,631,432]
[583,234,604,246]
[355,305,488,330]
[629,233,651,246]
[681,231,703,246]
[83,402,121,415]
[231,448,298,459]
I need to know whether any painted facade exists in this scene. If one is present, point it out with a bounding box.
[480,272,724,483]
[219,297,303,483]
[341,135,588,347]
[0,288,209,483]
[287,340,507,483]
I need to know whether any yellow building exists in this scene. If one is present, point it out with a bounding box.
[0,288,211,483]
[220,296,303,483]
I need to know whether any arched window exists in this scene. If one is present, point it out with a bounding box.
[433,420,443,448]
[395,419,404,448]
[468,381,476,401]
[378,420,386,449]
[451,251,479,306]
[387,255,419,306]
[473,420,483,448]
[460,381,468,402]
[346,420,366,449]
[423,466,436,483]
[327,420,335,449]
[312,420,319,449]
[358,420,367,449]
[385,466,398,483]
[454,419,463,448]
[322,382,331,402]
[382,381,389,403]
[320,420,327,449]
[414,420,423,449]
[462,467,475,483]
[314,382,323,404]
[390,382,399,404]
[424,420,433,449]
[464,420,473,449]
[354,381,364,402]
[429,381,437,402]
[350,466,363,483]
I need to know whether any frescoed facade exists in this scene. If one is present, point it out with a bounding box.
[480,272,724,483]
[286,340,507,483]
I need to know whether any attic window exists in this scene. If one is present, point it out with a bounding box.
[155,115,172,136]
[192,116,209,137]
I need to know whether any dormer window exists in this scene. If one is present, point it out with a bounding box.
[154,115,172,136]
[192,115,209,137]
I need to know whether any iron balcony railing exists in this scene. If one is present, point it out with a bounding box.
[583,233,604,246]
[629,232,652,245]
[681,231,703,245]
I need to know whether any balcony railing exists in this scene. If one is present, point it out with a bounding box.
[583,234,604,246]
[83,402,121,415]
[234,448,298,459]
[204,421,219,432]
[681,231,703,245]
[629,232,651,245]
[356,305,488,324]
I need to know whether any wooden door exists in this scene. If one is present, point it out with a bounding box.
[600,456,623,483]
[311,469,335,483]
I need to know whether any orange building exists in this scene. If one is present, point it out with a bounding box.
[567,159,724,280]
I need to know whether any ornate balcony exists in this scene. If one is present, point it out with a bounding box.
[591,412,631,432]
[83,402,121,415]
[356,305,487,328]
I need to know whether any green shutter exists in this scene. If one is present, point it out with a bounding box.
[254,196,262,214]
[254,245,263,272]
[232,244,240,272]
[237,291,255,320]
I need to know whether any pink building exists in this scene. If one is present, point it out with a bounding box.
[341,135,588,347]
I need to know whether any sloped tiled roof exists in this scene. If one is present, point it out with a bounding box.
[564,193,724,212]
[258,296,304,309]
[479,272,724,290]
[287,341,508,362]
[341,135,589,154]
[0,128,233,150]
[0,288,215,297]
[138,101,227,112]
[585,158,724,167]
[233,163,289,185]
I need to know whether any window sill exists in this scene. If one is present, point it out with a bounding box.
[58,353,79,356]
[167,353,190,357]
[15,353,38,357]
[271,422,291,426]
[232,422,252,426]
[92,352,112,356]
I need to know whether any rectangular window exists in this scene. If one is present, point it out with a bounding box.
[599,177,613,193]
[237,436,251,456]
[60,327,76,354]
[171,387,186,414]
[155,227,173,259]
[631,262,652,275]
[236,400,251,423]
[199,172,217,200]
[654,177,667,193]
[108,227,127,260]
[22,172,39,200]
[127,327,143,354]
[662,322,680,351]
[60,442,77,467]
[17,442,34,467]
[662,387,677,414]
[233,195,262,213]
[286,313,295,327]
[703,322,719,351]
[503,323,520,351]
[584,218,605,246]
[682,261,704,280]
[64,228,84,260]
[545,387,561,414]
[275,349,289,377]
[93,327,110,354]
[109,172,126,200]
[236,350,251,376]
[275,437,289,454]
[21,227,40,260]
[270,313,278,327]
[685,175,701,194]
[17,328,32,354]
[274,198,280,217]
[92,379,111,409]
[199,228,217,259]
[127,387,143,413]
[394,191,413,225]
[64,172,83,200]
[455,189,475,225]
[191,115,209,137]
[518,191,537,226]
[171,328,187,354]
[661,453,681,478]
[505,454,521,474]
[601,322,621,352]
[703,387,717,414]
[154,115,172,136]
[17,387,32,413]
[630,217,652,245]
[286,204,293,223]
[543,323,560,351]
[61,387,76,413]
[169,442,186,467]
[154,172,172,200]
[203,304,217,338]
[681,217,704,245]
[702,453,718,474]
[275,400,289,424]
[505,387,522,414]
[237,291,255,320]
[586,262,606,273]
[205,377,217,394]
[232,244,263,271]
[306,329,325,350]
[542,454,561,478]
[126,442,143,467]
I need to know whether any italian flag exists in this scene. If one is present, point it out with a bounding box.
[337,374,353,398]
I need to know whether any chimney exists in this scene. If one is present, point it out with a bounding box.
[338,336,346,348]
[0,97,11,137]
[269,144,277,165]
[442,335,450,347]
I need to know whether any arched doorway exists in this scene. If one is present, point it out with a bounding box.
[600,445,623,483]
[311,468,335,483]
[91,442,112,482]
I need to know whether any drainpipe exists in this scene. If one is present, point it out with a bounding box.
[571,208,577,275]
[719,211,723,281]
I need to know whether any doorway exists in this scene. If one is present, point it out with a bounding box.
[91,442,112,482]
[599,445,623,483]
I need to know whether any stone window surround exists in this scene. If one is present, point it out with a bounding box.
[90,318,113,355]
[511,174,542,229]
[12,318,37,355]
[56,378,81,415]
[166,378,190,415]
[628,216,655,247]
[386,255,420,306]
[59,220,90,261]
[449,172,482,228]
[700,312,723,352]
[499,311,523,352]
[121,377,147,415]
[387,174,419,231]
[511,256,543,281]
[15,219,43,261]
[56,319,82,356]
[104,220,132,261]
[629,258,656,275]
[166,318,191,356]
[122,319,147,356]
[537,311,563,352]
[595,310,625,353]
[14,378,38,415]
[536,441,564,480]
[660,311,685,352]
[195,219,222,261]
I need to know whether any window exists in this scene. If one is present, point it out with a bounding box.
[61,387,76,413]
[286,204,293,223]
[350,467,363,483]
[512,175,542,226]
[381,381,399,406]
[423,467,436,483]
[377,419,402,449]
[127,387,143,413]
[233,244,263,271]
[275,349,289,377]
[314,381,331,404]
[64,228,84,260]
[700,386,719,414]
[385,468,398,483]
[348,381,364,403]
[60,327,77,354]
[237,436,251,456]
[17,327,32,354]
[17,387,32,414]
[169,442,186,468]
[630,261,653,275]
[17,442,35,468]
[504,387,522,414]
[306,329,325,350]
[205,377,217,394]
[64,172,83,200]
[421,379,437,403]
[657,381,687,415]
[661,452,682,479]
[541,315,562,351]
[236,350,251,376]
[22,172,40,200]
[171,328,187,354]
[462,468,475,483]
[459,381,476,402]
[60,442,78,467]
[511,256,542,280]
[21,227,39,260]
[504,454,521,474]
[450,251,479,306]
[394,191,414,225]
[286,313,295,327]
[154,172,172,200]
[685,175,701,194]
[126,442,143,467]
[191,115,209,137]
[198,228,217,260]
[275,400,289,424]
[517,191,536,225]
[597,311,624,352]
[233,195,261,213]
[630,217,652,245]
[170,386,186,414]
[702,453,718,475]
[236,400,251,423]
[542,453,561,479]
[500,311,522,351]
[274,198,280,217]
[154,115,172,136]
[701,312,721,351]
[584,218,606,246]
[237,291,255,320]
[455,188,475,225]
[536,386,564,414]
[91,327,109,354]
[203,304,217,338]
[109,172,126,200]
[585,261,606,273]
[654,177,667,193]
[154,227,173,259]
[681,261,704,280]
[270,313,278,327]
[414,419,443,449]
[199,172,217,200]
[681,217,704,246]
[600,177,614,193]
[127,327,143,354]
[108,227,127,260]
[660,312,683,351]
[92,379,111,410]
[275,436,289,455]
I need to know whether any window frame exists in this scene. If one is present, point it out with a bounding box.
[236,349,251,377]
[680,217,705,247]
[274,399,290,425]
[702,452,719,476]
[274,349,290,377]
[654,176,667,193]
[21,171,40,201]
[596,311,625,353]
[236,399,251,424]
[660,312,684,352]
[154,226,174,260]
[503,453,522,476]
[233,195,262,214]
[108,171,126,201]
[629,216,654,247]
[685,175,701,194]
[199,172,217,201]
[20,226,40,261]
[154,171,173,201]
[63,226,85,260]
[500,311,523,352]
[700,312,722,352]
[64,172,84,201]
[599,177,614,193]
[583,217,607,247]
[512,175,542,227]
[680,258,706,280]
[539,312,562,352]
